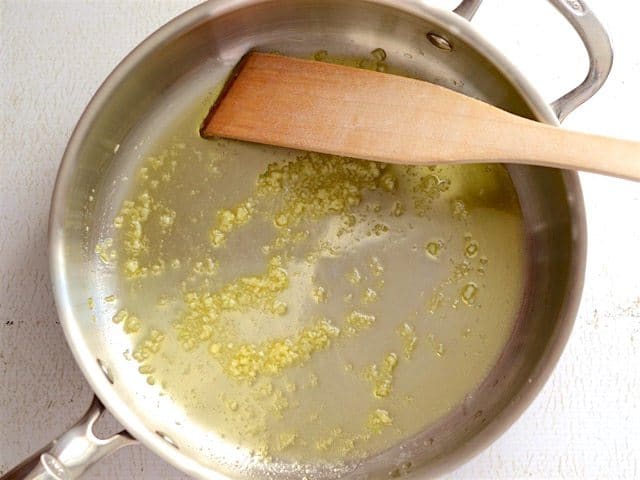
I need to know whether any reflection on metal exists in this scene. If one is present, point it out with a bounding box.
[426,32,453,51]
[156,431,179,450]
[96,358,114,384]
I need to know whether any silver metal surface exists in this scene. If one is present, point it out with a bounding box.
[5,0,613,478]
[2,398,133,480]
[453,0,482,21]
[425,31,454,51]
[547,0,613,121]
[453,0,613,122]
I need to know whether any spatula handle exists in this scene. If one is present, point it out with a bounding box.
[478,117,640,181]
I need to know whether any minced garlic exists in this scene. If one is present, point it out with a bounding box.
[364,352,398,398]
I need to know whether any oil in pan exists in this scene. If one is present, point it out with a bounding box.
[92,51,526,466]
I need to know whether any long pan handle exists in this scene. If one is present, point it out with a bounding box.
[1,397,135,480]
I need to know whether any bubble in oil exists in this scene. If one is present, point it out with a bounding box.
[464,240,479,258]
[460,282,478,306]
[371,48,387,62]
[425,240,444,260]
[391,201,404,217]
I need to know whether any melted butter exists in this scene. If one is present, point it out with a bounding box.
[103,51,526,465]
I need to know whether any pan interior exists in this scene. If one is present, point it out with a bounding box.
[57,1,581,478]
[92,60,525,472]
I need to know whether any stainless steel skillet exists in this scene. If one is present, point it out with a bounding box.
[3,0,612,479]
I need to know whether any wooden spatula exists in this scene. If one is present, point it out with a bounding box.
[201,52,640,181]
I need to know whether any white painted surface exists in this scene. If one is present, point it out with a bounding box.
[1,0,638,478]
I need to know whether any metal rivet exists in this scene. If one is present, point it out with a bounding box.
[96,358,114,384]
[426,32,453,52]
[156,431,179,449]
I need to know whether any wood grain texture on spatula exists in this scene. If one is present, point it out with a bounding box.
[201,52,640,181]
